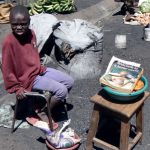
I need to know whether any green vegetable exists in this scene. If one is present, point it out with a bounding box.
[28,0,76,15]
[139,1,150,13]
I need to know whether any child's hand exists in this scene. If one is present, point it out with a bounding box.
[16,91,27,100]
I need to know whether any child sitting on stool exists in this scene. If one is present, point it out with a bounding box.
[1,5,74,127]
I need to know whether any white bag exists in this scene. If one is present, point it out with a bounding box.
[52,19,104,79]
[53,19,103,51]
[29,13,58,52]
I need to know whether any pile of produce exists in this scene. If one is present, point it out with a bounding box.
[139,0,150,13]
[28,0,76,15]
[134,13,150,26]
[125,13,150,26]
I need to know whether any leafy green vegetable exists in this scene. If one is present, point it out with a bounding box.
[140,1,150,13]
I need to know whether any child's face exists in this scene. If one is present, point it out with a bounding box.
[10,13,30,36]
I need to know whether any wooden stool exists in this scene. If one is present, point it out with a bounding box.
[86,91,149,150]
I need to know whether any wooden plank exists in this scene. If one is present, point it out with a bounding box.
[120,121,130,150]
[91,92,149,119]
[93,137,119,150]
[86,104,100,150]
[122,92,148,118]
[91,94,127,115]
[128,132,142,150]
[136,106,143,144]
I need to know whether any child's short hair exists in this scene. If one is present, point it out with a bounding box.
[10,5,30,21]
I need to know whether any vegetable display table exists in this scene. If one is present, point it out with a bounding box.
[86,91,149,150]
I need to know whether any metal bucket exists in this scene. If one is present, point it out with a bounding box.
[144,27,150,41]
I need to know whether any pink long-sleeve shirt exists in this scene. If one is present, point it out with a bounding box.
[2,29,46,95]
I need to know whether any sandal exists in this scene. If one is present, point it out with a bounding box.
[26,117,59,133]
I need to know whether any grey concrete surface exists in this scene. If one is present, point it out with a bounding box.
[56,0,121,23]
[75,0,102,11]
[1,1,150,150]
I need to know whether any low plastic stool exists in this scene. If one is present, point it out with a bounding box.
[86,91,149,150]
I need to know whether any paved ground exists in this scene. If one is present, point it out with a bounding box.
[1,0,150,150]
[75,0,102,11]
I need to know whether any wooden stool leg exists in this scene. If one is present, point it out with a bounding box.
[11,98,19,133]
[44,91,54,131]
[47,96,54,131]
[120,120,130,150]
[64,99,68,120]
[86,104,100,150]
[136,105,143,144]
